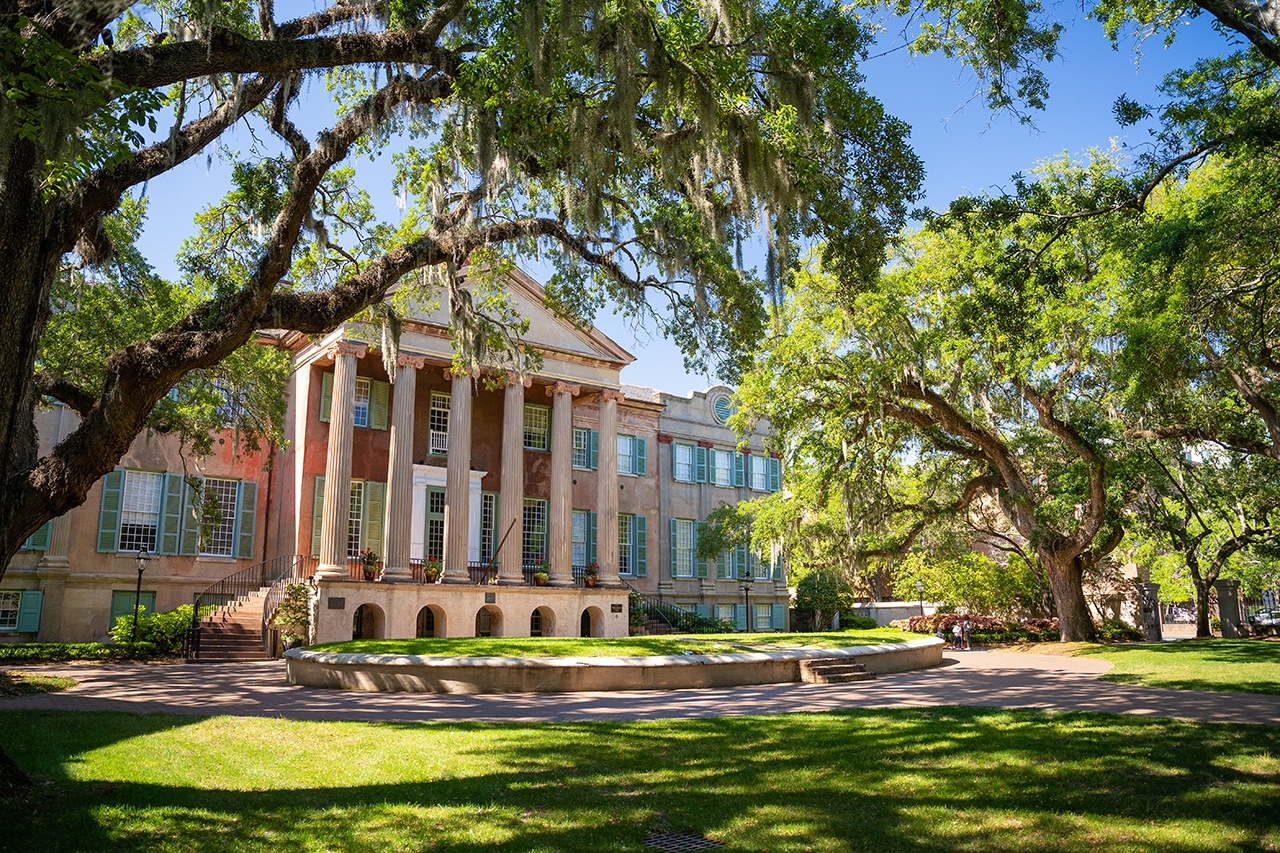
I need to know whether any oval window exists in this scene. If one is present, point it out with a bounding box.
[713,396,732,424]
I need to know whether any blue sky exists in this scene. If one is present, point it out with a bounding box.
[133,7,1227,396]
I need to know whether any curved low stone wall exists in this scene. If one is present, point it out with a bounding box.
[283,637,944,694]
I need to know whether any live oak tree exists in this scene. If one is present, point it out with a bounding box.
[0,0,922,574]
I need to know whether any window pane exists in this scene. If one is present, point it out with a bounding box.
[617,435,633,475]
[480,494,496,564]
[618,514,632,575]
[0,592,19,630]
[674,444,693,481]
[523,498,547,566]
[199,478,239,557]
[572,510,587,566]
[717,604,735,622]
[523,406,549,451]
[572,428,590,468]
[119,471,162,553]
[675,519,693,577]
[353,379,370,427]
[430,393,450,454]
[751,455,767,490]
[755,603,771,631]
[713,450,732,486]
[347,482,364,560]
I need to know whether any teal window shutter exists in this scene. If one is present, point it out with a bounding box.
[370,380,390,430]
[160,473,184,555]
[734,452,746,487]
[769,457,781,491]
[729,547,738,579]
[634,515,647,576]
[16,591,42,633]
[589,511,598,563]
[694,604,709,619]
[715,552,727,580]
[590,430,599,469]
[319,371,334,423]
[695,446,707,482]
[24,522,50,551]
[310,475,326,556]
[179,476,203,556]
[669,518,677,577]
[694,523,706,578]
[734,604,748,631]
[748,551,757,578]
[736,544,748,579]
[771,604,785,630]
[97,469,124,553]
[636,438,646,475]
[236,480,258,560]
[364,481,386,558]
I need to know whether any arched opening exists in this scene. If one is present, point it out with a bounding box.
[580,610,592,638]
[351,603,385,640]
[580,606,603,638]
[416,605,445,638]
[475,605,503,637]
[530,606,555,637]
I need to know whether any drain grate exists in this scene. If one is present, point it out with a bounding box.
[643,831,726,851]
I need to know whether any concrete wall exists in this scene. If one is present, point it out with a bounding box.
[284,637,944,693]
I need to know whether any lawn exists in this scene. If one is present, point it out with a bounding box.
[1078,639,1280,695]
[313,629,911,657]
[1,708,1276,853]
[0,670,75,697]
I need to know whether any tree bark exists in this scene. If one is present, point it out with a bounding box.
[1041,552,1097,642]
[1194,579,1214,639]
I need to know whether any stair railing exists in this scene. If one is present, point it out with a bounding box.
[185,553,311,659]
[261,555,320,657]
[621,581,730,634]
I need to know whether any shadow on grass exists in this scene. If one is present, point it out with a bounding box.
[1083,639,1280,695]
[0,708,1277,852]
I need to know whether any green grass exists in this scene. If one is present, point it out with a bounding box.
[1078,639,1280,695]
[313,629,911,657]
[2,708,1277,852]
[0,670,76,697]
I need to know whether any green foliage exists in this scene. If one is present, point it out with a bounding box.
[0,642,158,662]
[109,605,211,653]
[894,550,1043,619]
[841,615,879,630]
[271,584,311,643]
[794,570,857,631]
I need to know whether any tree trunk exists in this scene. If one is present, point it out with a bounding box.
[1194,580,1213,639]
[1041,552,1097,642]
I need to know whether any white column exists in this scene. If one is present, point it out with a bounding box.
[441,367,474,584]
[498,374,530,585]
[596,389,624,588]
[547,381,579,586]
[315,341,366,581]
[381,353,425,583]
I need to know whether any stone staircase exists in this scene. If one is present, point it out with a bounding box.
[193,587,270,661]
[799,657,875,684]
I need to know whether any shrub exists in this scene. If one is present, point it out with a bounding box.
[841,615,879,630]
[109,604,213,653]
[1096,619,1143,641]
[1211,616,1222,632]
[0,642,159,663]
[890,614,1063,644]
[271,584,311,642]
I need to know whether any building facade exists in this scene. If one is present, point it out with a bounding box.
[4,268,787,643]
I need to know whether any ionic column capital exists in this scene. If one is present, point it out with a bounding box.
[600,389,627,404]
[326,341,368,360]
[546,382,580,397]
[657,433,674,444]
[506,372,534,388]
[397,352,428,370]
[444,365,481,380]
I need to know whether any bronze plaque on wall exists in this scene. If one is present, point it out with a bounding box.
[327,597,346,610]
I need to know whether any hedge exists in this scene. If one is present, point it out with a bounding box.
[0,642,161,663]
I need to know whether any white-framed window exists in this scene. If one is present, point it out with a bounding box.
[572,509,589,567]
[0,592,19,631]
[353,378,371,428]
[618,513,634,575]
[755,603,772,631]
[523,497,547,566]
[717,604,735,622]
[524,405,550,451]
[347,481,365,559]
[674,518,694,578]
[617,435,634,475]
[573,427,591,469]
[755,552,772,579]
[712,449,732,487]
[199,477,239,557]
[429,393,450,454]
[674,443,694,482]
[427,489,445,563]
[751,454,767,490]
[119,470,163,553]
[480,493,497,564]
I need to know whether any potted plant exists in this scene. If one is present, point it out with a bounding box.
[583,562,599,588]
[423,557,440,583]
[533,570,549,586]
[270,583,311,650]
[359,547,379,581]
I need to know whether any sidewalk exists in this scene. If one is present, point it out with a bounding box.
[3,649,1277,726]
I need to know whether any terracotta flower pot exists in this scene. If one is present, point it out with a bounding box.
[584,577,597,588]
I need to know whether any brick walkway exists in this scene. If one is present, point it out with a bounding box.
[3,649,1277,726]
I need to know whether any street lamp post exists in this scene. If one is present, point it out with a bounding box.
[741,581,751,633]
[915,579,925,618]
[132,549,150,643]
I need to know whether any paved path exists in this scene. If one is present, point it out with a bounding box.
[3,650,1277,726]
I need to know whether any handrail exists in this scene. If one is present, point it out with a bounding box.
[261,555,320,657]
[184,553,310,659]
[621,581,730,634]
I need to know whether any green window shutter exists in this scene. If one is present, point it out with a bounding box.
[179,476,203,556]
[16,591,42,633]
[96,469,124,553]
[590,430,599,469]
[588,511,597,564]
[736,544,748,579]
[748,551,757,578]
[160,473,184,555]
[319,371,334,423]
[771,604,785,630]
[236,481,258,560]
[671,444,678,480]
[695,446,707,482]
[729,547,738,580]
[734,604,748,631]
[715,552,727,580]
[694,604,709,619]
[694,522,706,578]
[634,515,647,576]
[669,518,677,578]
[364,481,386,558]
[635,438,646,475]
[310,476,326,557]
[769,457,781,492]
[24,522,50,551]
[734,452,745,487]
[370,380,390,430]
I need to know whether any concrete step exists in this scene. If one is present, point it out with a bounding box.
[799,658,874,684]
[803,671,876,684]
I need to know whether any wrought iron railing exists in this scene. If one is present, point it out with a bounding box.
[261,555,320,657]
[622,581,731,634]
[184,553,312,659]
